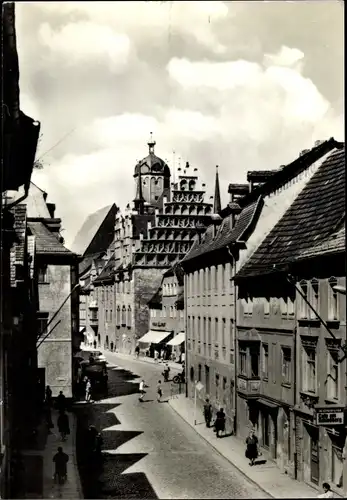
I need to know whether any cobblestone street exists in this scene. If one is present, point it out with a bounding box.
[75,353,270,499]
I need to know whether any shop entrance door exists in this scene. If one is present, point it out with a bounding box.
[310,429,320,485]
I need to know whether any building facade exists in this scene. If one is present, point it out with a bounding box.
[235,145,345,495]
[82,137,213,354]
[182,138,343,456]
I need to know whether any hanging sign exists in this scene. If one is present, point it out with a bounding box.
[316,407,345,426]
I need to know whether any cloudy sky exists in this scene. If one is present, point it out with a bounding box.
[16,1,344,248]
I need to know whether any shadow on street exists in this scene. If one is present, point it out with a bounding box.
[74,366,158,499]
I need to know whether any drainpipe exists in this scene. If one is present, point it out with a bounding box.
[227,246,237,435]
[184,273,188,398]
[293,324,298,480]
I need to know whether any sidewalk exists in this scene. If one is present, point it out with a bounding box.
[21,409,82,499]
[169,394,322,499]
[104,349,183,371]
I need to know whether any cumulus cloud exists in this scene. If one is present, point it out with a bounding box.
[15,1,343,246]
[39,22,131,72]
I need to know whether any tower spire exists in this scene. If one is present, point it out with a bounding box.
[148,132,156,155]
[133,169,145,214]
[213,165,221,214]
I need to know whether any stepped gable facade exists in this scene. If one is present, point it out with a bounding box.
[92,138,213,354]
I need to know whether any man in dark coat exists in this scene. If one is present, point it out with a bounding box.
[203,399,213,428]
[53,447,69,482]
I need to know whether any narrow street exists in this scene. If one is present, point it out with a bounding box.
[74,353,269,499]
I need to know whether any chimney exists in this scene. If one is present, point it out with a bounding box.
[314,139,323,147]
[47,203,56,218]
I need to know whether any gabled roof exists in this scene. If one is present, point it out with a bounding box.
[182,197,263,264]
[93,254,115,285]
[28,221,74,255]
[70,204,117,256]
[79,252,105,277]
[296,222,345,261]
[235,147,345,280]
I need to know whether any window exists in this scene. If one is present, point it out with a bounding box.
[214,266,218,291]
[197,316,201,342]
[80,309,86,320]
[37,312,49,338]
[239,343,247,376]
[222,318,226,347]
[214,318,218,345]
[127,306,132,328]
[262,344,269,378]
[116,306,121,325]
[187,316,191,339]
[207,267,211,291]
[263,297,270,316]
[288,296,295,316]
[331,439,344,488]
[198,364,202,382]
[121,306,126,325]
[327,352,339,400]
[222,264,226,291]
[250,345,259,377]
[223,376,227,391]
[243,297,253,316]
[38,265,48,283]
[309,278,319,319]
[328,277,339,321]
[303,347,316,393]
[299,280,309,318]
[281,347,291,385]
[280,297,288,316]
[203,317,206,345]
[208,318,212,345]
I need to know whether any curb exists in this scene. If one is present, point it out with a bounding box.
[168,398,275,499]
[71,411,83,499]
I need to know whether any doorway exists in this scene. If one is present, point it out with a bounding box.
[310,428,320,484]
[205,365,210,396]
[262,410,270,449]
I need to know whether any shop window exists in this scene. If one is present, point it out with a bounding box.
[303,347,317,393]
[331,437,344,488]
[328,277,339,321]
[327,351,339,401]
[281,347,291,385]
[262,343,269,379]
[299,280,309,318]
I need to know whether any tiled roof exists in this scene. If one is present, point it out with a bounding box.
[296,223,345,261]
[148,287,162,308]
[182,197,263,264]
[70,204,116,256]
[93,254,115,285]
[28,221,74,255]
[247,170,278,181]
[235,147,345,279]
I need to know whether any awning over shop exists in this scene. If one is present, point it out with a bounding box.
[138,330,171,344]
[166,332,185,346]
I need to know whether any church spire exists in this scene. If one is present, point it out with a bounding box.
[213,165,221,214]
[148,131,156,155]
[133,169,145,214]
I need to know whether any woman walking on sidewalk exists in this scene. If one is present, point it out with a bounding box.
[53,446,69,484]
[157,380,163,402]
[57,410,70,441]
[214,408,226,438]
[245,429,259,466]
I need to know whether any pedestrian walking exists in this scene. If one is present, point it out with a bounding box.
[203,398,213,428]
[157,380,163,402]
[139,379,146,402]
[214,408,226,438]
[245,429,259,466]
[85,378,92,403]
[44,401,54,433]
[317,483,334,498]
[53,446,69,483]
[181,351,185,365]
[160,348,165,362]
[135,344,140,359]
[56,391,67,413]
[154,349,159,363]
[57,410,70,441]
[45,385,52,406]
